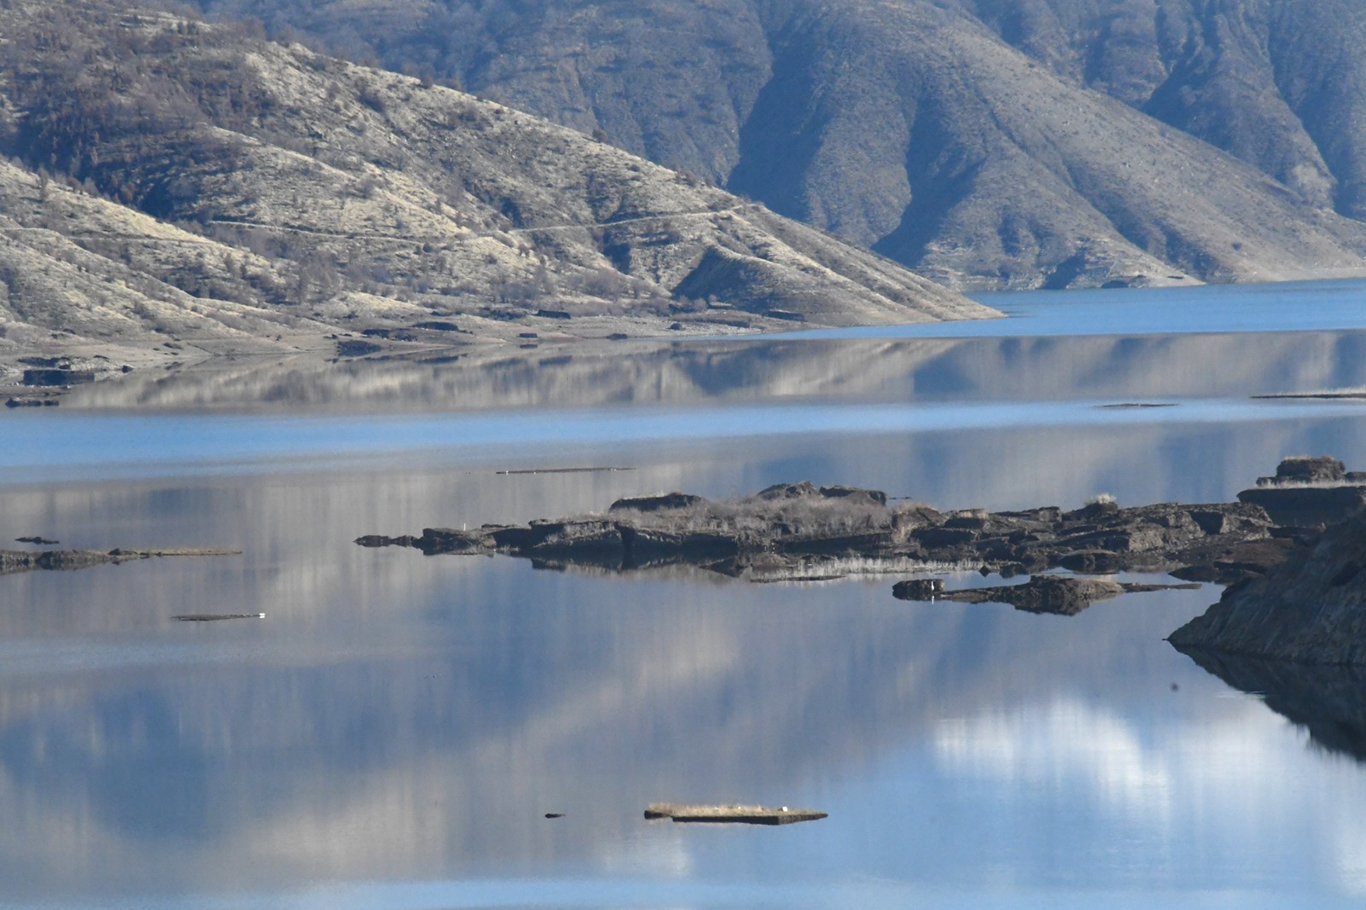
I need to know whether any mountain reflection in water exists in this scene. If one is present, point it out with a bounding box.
[8,295,1366,906]
[60,328,1366,414]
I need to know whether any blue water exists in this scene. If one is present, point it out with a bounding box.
[768,276,1366,339]
[6,281,1366,908]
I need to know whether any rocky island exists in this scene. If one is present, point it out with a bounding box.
[359,457,1366,602]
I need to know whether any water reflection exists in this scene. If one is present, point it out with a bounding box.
[9,299,1366,905]
[5,436,1366,903]
[56,329,1366,413]
[1178,650,1366,763]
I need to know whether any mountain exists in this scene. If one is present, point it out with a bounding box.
[0,0,990,382]
[193,0,1366,290]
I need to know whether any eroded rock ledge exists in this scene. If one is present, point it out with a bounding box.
[356,474,1309,586]
[1170,505,1366,663]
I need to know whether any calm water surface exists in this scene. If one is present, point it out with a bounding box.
[5,283,1366,908]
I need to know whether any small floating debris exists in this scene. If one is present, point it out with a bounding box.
[173,613,265,622]
[644,803,827,825]
[544,812,565,819]
[1097,402,1177,409]
[15,536,58,545]
[496,466,634,475]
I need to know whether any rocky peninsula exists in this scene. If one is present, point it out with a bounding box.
[1170,504,1366,663]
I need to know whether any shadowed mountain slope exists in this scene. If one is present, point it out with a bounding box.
[195,0,1366,289]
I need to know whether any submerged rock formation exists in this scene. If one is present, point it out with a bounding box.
[0,547,240,576]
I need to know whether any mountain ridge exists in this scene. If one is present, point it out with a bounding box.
[194,0,1366,289]
[0,0,992,389]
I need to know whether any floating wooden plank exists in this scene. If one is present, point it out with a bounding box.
[643,803,827,825]
[173,613,265,622]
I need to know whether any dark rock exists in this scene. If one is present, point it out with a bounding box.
[997,576,1125,615]
[892,577,945,600]
[610,492,705,512]
[22,368,94,387]
[411,528,486,554]
[818,485,887,506]
[336,339,382,357]
[1065,499,1121,520]
[1170,508,1366,663]
[619,526,740,563]
[773,530,896,556]
[757,481,819,500]
[1264,455,1347,486]
[5,396,58,408]
[354,534,416,548]
[906,574,1126,615]
[525,519,625,559]
[912,526,978,548]
[535,308,571,320]
[1238,485,1366,529]
[1057,549,1125,574]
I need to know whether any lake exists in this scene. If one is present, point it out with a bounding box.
[5,280,1366,908]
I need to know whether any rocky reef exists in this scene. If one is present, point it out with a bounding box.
[357,478,1290,587]
[0,547,239,576]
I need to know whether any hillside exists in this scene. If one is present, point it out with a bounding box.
[195,0,1366,290]
[0,0,991,386]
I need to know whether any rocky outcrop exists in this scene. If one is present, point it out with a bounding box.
[1169,507,1366,664]
[1237,456,1366,528]
[358,482,1281,584]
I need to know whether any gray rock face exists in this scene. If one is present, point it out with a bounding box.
[1170,509,1366,663]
